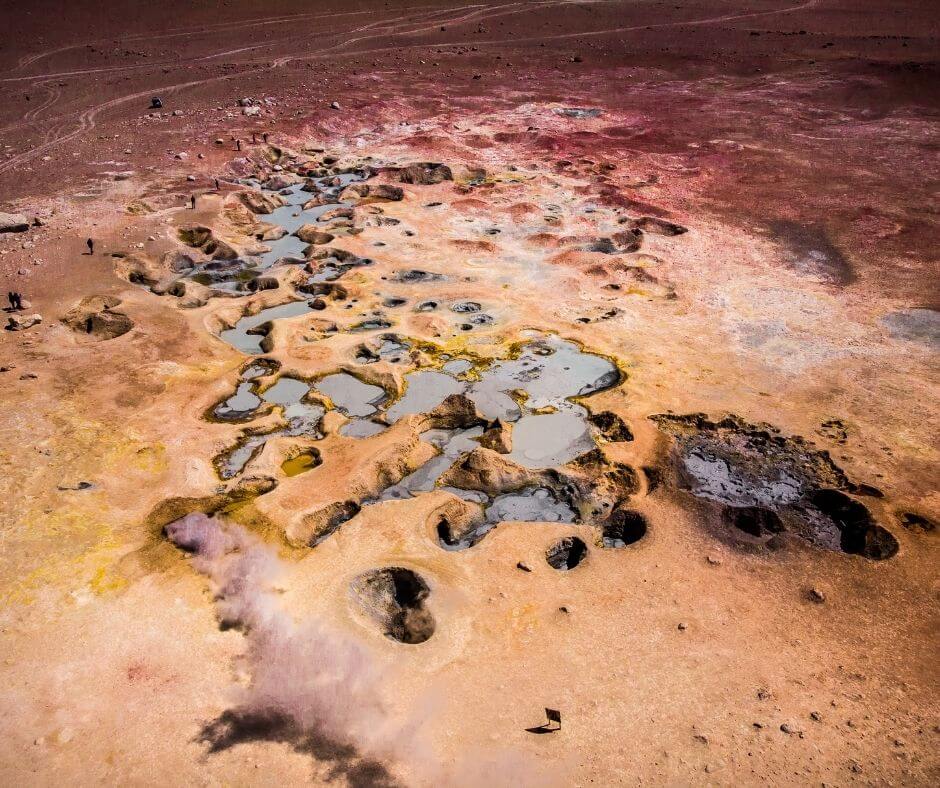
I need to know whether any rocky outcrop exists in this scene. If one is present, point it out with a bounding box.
[233,190,286,215]
[338,183,404,203]
[256,224,287,241]
[477,420,512,453]
[62,295,133,340]
[589,411,634,442]
[611,228,643,252]
[302,500,362,547]
[162,250,199,273]
[177,225,238,260]
[438,447,535,496]
[397,163,453,185]
[421,394,485,431]
[263,173,299,191]
[319,207,354,222]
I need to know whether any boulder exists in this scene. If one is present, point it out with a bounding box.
[319,206,354,222]
[264,173,298,191]
[397,163,453,185]
[256,224,287,241]
[0,212,30,233]
[294,224,335,245]
[62,295,133,340]
[6,313,42,331]
[422,394,484,430]
[234,190,285,215]
[438,447,535,496]
[477,420,512,453]
[369,184,404,201]
[338,183,403,203]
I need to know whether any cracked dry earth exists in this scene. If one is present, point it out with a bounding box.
[1,3,939,786]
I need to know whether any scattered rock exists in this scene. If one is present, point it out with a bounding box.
[780,723,803,737]
[807,586,826,603]
[516,561,532,572]
[57,481,94,491]
[677,622,688,631]
[329,101,341,110]
[242,105,261,117]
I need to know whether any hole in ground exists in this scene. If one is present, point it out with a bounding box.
[281,449,322,477]
[546,536,588,570]
[724,505,785,538]
[350,567,435,644]
[808,489,899,560]
[603,508,647,547]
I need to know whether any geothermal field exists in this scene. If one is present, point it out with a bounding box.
[0,0,937,785]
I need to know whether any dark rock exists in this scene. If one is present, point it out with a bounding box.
[397,163,453,185]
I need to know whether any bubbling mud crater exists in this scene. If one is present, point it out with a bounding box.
[652,414,898,560]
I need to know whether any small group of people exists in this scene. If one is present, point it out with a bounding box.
[6,291,25,310]
[235,132,270,151]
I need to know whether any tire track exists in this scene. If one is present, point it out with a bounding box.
[0,0,808,176]
[11,3,477,74]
